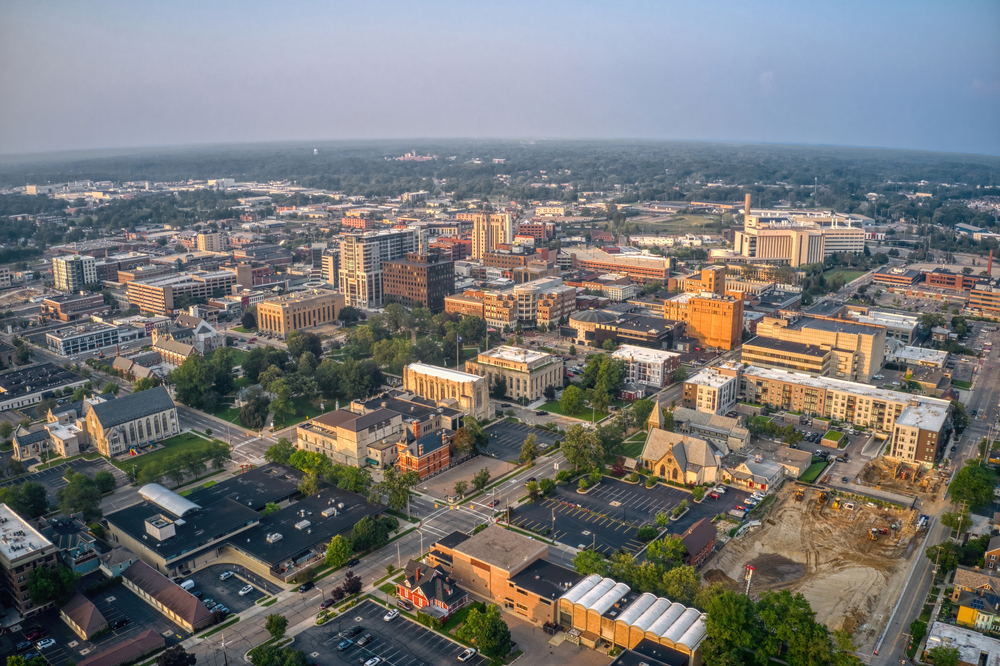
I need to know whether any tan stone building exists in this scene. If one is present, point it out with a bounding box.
[472,212,514,260]
[753,312,885,383]
[682,362,742,415]
[403,363,491,421]
[196,232,226,252]
[84,386,179,457]
[662,291,743,351]
[640,428,722,485]
[256,289,346,339]
[296,408,402,467]
[740,336,834,377]
[444,294,485,318]
[465,346,563,402]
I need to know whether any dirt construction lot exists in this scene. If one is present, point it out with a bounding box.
[704,484,922,652]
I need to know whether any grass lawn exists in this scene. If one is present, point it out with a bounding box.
[442,601,486,633]
[823,268,867,283]
[953,380,972,389]
[111,432,214,477]
[274,395,325,428]
[541,401,610,423]
[620,435,647,459]
[205,347,249,366]
[799,460,828,483]
[635,214,720,235]
[231,326,252,333]
[822,430,845,444]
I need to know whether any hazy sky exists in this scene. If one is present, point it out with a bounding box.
[2,0,999,156]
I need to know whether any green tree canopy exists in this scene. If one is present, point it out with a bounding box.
[265,613,289,640]
[560,385,585,416]
[456,604,512,660]
[562,424,603,471]
[27,564,80,608]
[948,461,997,510]
[265,437,296,464]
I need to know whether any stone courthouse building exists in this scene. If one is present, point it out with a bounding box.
[402,363,492,421]
[464,346,563,403]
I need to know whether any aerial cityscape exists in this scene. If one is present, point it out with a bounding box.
[0,3,999,666]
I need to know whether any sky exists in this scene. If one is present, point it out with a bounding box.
[1,0,999,156]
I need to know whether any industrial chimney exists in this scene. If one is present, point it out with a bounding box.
[744,193,752,219]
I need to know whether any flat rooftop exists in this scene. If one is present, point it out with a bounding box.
[896,400,950,431]
[261,288,340,305]
[743,336,830,358]
[406,362,481,383]
[790,316,883,336]
[509,558,582,602]
[926,620,1000,665]
[851,311,919,329]
[612,345,681,363]
[452,524,547,573]
[0,503,54,563]
[184,463,303,510]
[686,366,739,389]
[47,322,120,339]
[357,390,463,422]
[743,365,953,409]
[477,345,551,365]
[894,346,949,364]
[0,363,87,399]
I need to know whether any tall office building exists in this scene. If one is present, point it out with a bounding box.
[338,229,418,308]
[472,212,514,260]
[382,252,455,312]
[53,255,97,291]
[196,232,226,252]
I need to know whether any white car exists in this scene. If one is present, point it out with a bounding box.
[37,639,56,650]
[383,609,399,622]
[873,374,884,380]
[713,486,726,494]
[239,584,254,596]
[364,659,382,666]
[219,571,235,581]
[458,648,477,662]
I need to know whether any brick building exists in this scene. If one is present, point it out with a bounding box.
[382,252,455,312]
[256,289,346,339]
[396,429,452,479]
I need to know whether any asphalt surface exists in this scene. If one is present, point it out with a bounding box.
[483,421,560,461]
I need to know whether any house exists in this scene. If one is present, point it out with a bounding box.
[395,559,469,618]
[952,566,1000,600]
[723,457,784,492]
[122,560,214,632]
[986,536,1000,571]
[41,513,104,574]
[674,518,716,568]
[993,512,1000,533]
[396,429,452,479]
[640,428,722,486]
[172,312,223,355]
[956,589,1000,632]
[100,546,138,578]
[60,592,108,640]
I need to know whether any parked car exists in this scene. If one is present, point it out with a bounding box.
[15,641,32,653]
[239,584,254,596]
[349,558,360,567]
[397,599,412,611]
[337,639,353,651]
[298,581,315,593]
[536,410,548,416]
[24,630,44,641]
[347,626,364,637]
[384,609,399,622]
[36,639,56,650]
[708,492,720,500]
[219,571,235,581]
[500,403,511,408]
[735,505,746,511]
[364,658,382,666]
[203,598,215,607]
[111,618,130,630]
[357,634,374,647]
[842,476,850,483]
[193,590,203,598]
[22,653,39,661]
[458,648,478,662]
[320,599,335,609]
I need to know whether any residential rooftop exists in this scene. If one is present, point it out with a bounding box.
[742,365,953,408]
[611,345,681,364]
[685,365,740,389]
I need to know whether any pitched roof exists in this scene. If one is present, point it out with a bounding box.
[13,425,49,446]
[77,629,165,666]
[87,385,174,429]
[153,337,197,357]
[642,429,718,470]
[61,592,107,636]
[122,560,213,627]
[311,408,397,432]
[954,566,1000,595]
[174,313,206,329]
[676,518,716,559]
[989,536,1000,554]
[100,546,136,569]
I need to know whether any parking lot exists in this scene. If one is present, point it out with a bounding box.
[0,457,128,502]
[295,599,488,666]
[514,476,752,555]
[4,577,187,666]
[483,421,560,461]
[185,563,278,614]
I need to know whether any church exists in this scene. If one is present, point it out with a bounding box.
[641,400,723,485]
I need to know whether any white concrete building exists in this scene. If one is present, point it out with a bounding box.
[682,362,742,415]
[53,255,97,292]
[890,345,949,368]
[611,345,681,389]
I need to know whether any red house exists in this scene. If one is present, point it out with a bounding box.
[674,518,717,568]
[395,559,469,619]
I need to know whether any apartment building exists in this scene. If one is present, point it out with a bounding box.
[662,291,744,351]
[611,345,681,389]
[117,264,175,284]
[297,408,402,467]
[53,255,97,291]
[741,365,952,465]
[565,249,669,284]
[516,221,556,241]
[753,312,885,383]
[0,267,10,289]
[848,309,918,344]
[256,289,345,339]
[321,247,340,289]
[0,503,60,618]
[682,362,742,415]
[444,294,485,318]
[669,266,726,296]
[970,281,1000,318]
[338,228,419,308]
[465,346,564,402]
[196,232,226,252]
[382,252,455,312]
[481,277,577,331]
[125,271,237,315]
[402,363,491,421]
[472,213,514,260]
[42,292,110,322]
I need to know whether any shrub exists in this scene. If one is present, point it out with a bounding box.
[628,472,639,483]
[692,486,706,501]
[578,478,590,490]
[555,469,573,485]
[636,524,658,541]
[86,575,122,595]
[417,611,443,630]
[589,469,602,485]
[645,477,657,488]
[610,464,625,478]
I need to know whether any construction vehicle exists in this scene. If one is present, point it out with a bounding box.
[818,491,828,504]
[877,527,889,535]
[832,498,841,510]
[870,528,878,541]
[795,489,805,502]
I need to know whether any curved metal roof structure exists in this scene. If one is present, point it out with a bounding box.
[648,602,687,637]
[677,615,708,649]
[632,598,673,632]
[139,483,202,517]
[663,608,703,645]
[576,577,617,609]
[569,309,617,324]
[591,582,631,616]
[615,592,656,625]
[561,574,602,605]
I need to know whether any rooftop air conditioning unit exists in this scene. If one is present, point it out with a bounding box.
[295,520,311,530]
[266,532,283,543]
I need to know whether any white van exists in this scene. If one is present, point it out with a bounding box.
[180,580,196,591]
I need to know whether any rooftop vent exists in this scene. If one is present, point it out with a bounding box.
[295,520,312,530]
[266,533,283,543]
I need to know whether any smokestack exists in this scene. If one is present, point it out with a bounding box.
[990,250,993,278]
[744,193,751,219]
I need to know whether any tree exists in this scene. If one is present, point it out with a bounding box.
[156,646,197,666]
[262,502,281,517]
[563,424,603,471]
[298,473,321,497]
[259,365,285,392]
[543,384,557,401]
[287,331,323,359]
[660,566,701,606]
[0,421,12,441]
[209,346,236,396]
[241,308,257,330]
[269,379,295,424]
[490,374,508,399]
[94,470,116,494]
[265,438,296,464]
[573,549,609,576]
[519,434,539,463]
[265,613,289,640]
[454,480,469,497]
[453,417,487,455]
[102,381,119,396]
[134,377,157,392]
[560,385,585,416]
[602,339,617,351]
[569,345,577,356]
[27,564,80,608]
[952,401,971,435]
[57,471,103,521]
[456,604,511,660]
[324,535,353,569]
[672,367,687,384]
[171,354,209,407]
[370,467,420,511]
[662,409,675,433]
[631,398,655,428]
[646,535,686,569]
[702,591,761,666]
[948,461,997,509]
[927,646,960,666]
[15,344,30,365]
[338,306,361,325]
[472,467,491,491]
[590,384,611,414]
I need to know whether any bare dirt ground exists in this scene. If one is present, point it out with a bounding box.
[0,287,41,308]
[704,484,921,651]
[859,456,947,498]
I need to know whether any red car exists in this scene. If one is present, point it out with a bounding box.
[708,492,720,500]
[25,630,44,641]
[488,499,499,507]
[735,505,746,511]
[320,599,335,609]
